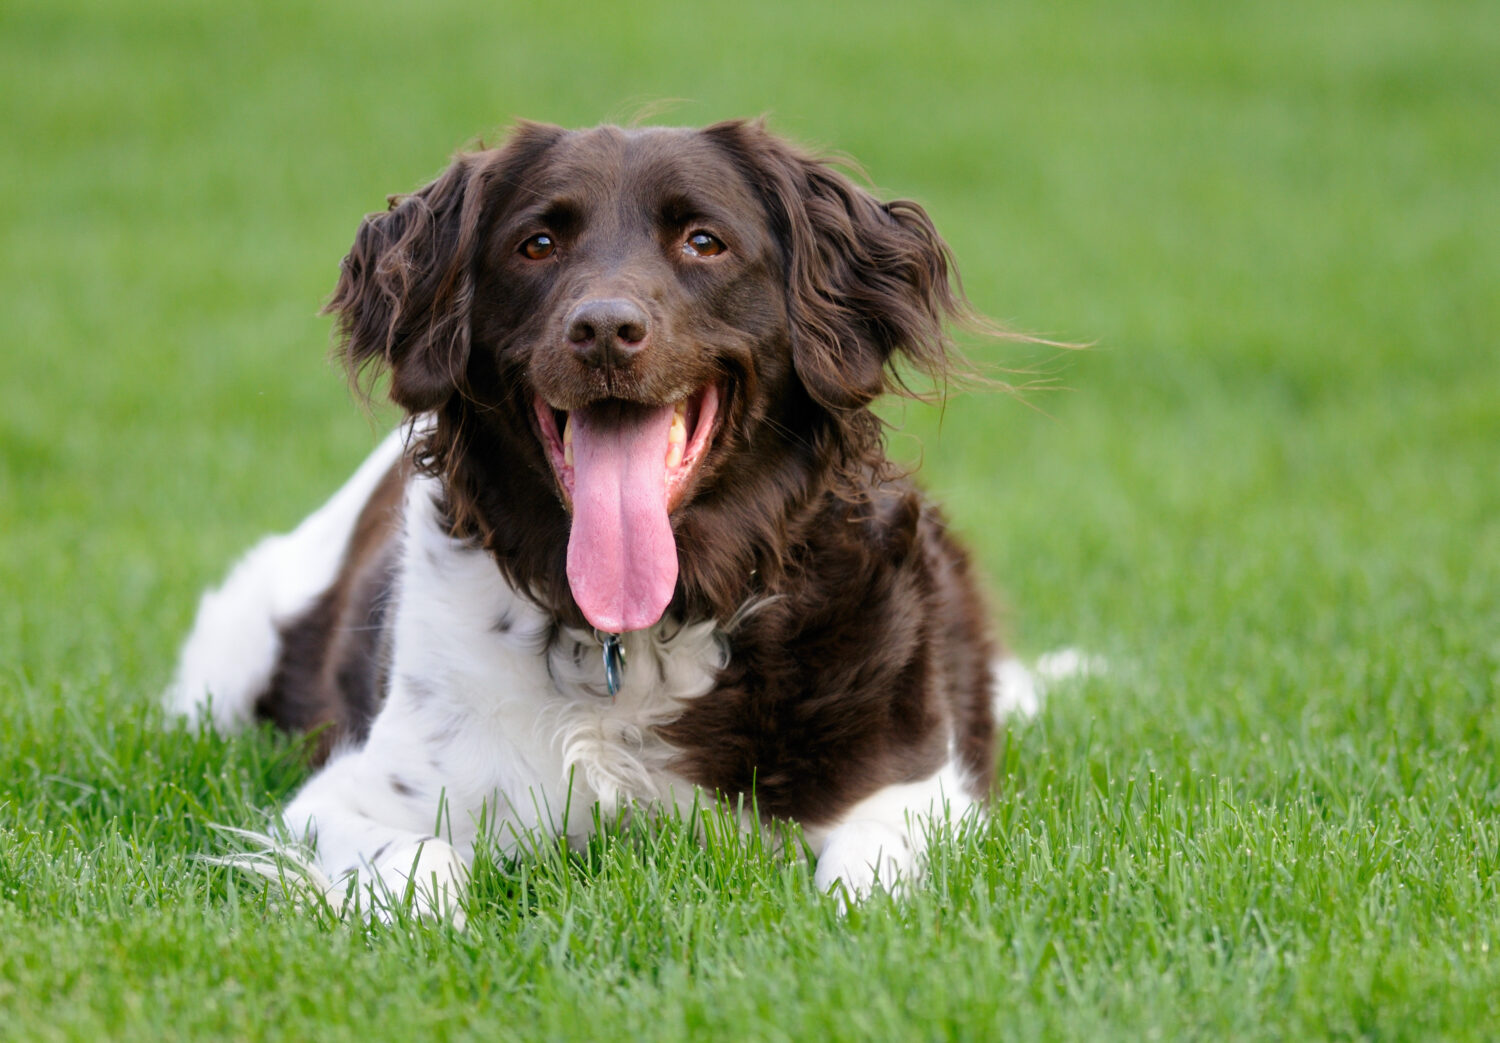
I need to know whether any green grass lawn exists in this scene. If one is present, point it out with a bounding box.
[3,0,1498,1037]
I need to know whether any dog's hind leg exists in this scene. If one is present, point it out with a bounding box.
[164,427,410,732]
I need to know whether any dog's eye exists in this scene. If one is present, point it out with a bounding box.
[520,234,556,260]
[683,231,726,258]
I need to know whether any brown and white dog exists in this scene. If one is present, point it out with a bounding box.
[166,120,1046,918]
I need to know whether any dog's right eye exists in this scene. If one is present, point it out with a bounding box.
[683,231,726,258]
[520,234,556,260]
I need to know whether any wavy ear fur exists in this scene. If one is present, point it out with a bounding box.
[704,119,966,413]
[326,123,565,412]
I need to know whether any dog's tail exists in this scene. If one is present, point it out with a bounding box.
[991,648,1100,720]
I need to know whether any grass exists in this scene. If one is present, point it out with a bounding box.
[2,0,1498,1037]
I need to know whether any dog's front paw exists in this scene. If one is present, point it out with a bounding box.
[814,820,915,907]
[359,836,469,926]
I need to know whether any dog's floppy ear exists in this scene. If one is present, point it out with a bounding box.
[327,123,565,412]
[705,120,965,412]
[326,155,485,412]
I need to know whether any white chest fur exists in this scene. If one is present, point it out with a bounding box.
[296,476,729,864]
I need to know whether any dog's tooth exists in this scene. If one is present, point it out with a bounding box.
[564,443,573,468]
[562,413,573,445]
[664,399,690,469]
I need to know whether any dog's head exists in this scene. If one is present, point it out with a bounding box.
[328,120,970,632]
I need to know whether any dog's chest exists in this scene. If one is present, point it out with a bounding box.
[389,479,728,820]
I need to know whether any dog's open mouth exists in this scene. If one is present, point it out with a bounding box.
[532,384,720,633]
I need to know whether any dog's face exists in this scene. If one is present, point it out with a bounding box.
[474,128,791,630]
[329,121,965,631]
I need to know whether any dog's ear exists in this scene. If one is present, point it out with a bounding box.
[705,120,965,412]
[327,123,565,412]
[326,155,485,412]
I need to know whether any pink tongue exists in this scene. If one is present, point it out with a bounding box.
[566,401,678,633]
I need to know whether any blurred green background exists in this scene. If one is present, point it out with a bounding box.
[3,0,1494,677]
[2,0,1497,1036]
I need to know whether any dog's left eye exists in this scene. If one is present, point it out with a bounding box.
[683,231,726,258]
[520,234,556,260]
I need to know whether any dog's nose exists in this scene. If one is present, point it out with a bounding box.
[566,298,650,368]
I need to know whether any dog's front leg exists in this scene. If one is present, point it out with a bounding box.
[281,745,475,925]
[811,759,982,907]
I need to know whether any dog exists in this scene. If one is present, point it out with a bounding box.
[167,119,1039,919]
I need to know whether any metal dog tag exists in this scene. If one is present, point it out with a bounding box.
[597,630,626,698]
